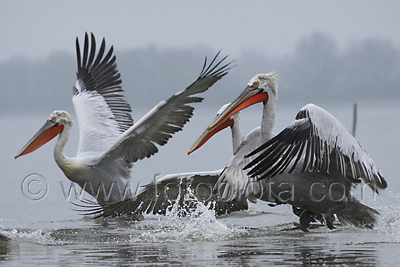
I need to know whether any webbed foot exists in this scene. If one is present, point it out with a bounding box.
[293,207,323,232]
[324,203,346,230]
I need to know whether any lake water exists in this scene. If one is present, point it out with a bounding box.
[1,100,399,266]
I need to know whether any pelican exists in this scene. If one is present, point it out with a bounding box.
[15,32,232,206]
[82,104,253,218]
[189,103,323,229]
[189,72,387,231]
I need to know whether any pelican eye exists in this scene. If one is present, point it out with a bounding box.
[252,81,259,87]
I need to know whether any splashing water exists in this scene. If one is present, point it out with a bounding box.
[374,191,400,243]
[0,228,62,245]
[0,188,247,246]
[130,188,246,243]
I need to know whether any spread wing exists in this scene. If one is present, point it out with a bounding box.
[79,171,249,218]
[97,51,232,166]
[245,104,387,193]
[73,32,133,156]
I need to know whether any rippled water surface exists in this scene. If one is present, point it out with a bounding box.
[1,100,399,266]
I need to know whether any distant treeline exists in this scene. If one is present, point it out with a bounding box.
[1,32,399,114]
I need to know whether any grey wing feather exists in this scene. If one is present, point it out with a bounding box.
[86,171,249,218]
[245,104,387,193]
[75,32,133,132]
[99,52,233,164]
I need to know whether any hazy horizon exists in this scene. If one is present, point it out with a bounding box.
[1,31,399,114]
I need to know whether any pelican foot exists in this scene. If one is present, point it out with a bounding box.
[324,203,346,230]
[293,207,323,232]
[325,214,336,230]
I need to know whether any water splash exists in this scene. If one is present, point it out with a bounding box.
[0,228,62,245]
[130,188,246,243]
[0,188,247,246]
[374,191,400,243]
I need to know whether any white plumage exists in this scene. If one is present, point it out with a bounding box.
[15,32,232,205]
[190,72,387,231]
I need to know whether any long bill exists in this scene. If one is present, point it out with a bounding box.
[15,120,64,159]
[187,118,234,155]
[206,85,268,132]
[188,85,269,155]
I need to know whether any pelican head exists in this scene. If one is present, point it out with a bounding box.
[15,110,72,159]
[205,72,277,132]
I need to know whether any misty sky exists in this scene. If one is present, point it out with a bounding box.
[1,0,399,63]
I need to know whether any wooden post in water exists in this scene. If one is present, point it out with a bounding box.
[352,103,357,137]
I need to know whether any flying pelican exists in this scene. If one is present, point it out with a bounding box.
[82,104,252,218]
[189,72,387,231]
[15,32,232,206]
[189,103,323,229]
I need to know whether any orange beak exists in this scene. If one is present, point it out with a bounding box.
[187,118,234,155]
[188,85,268,155]
[207,85,268,132]
[15,120,64,159]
